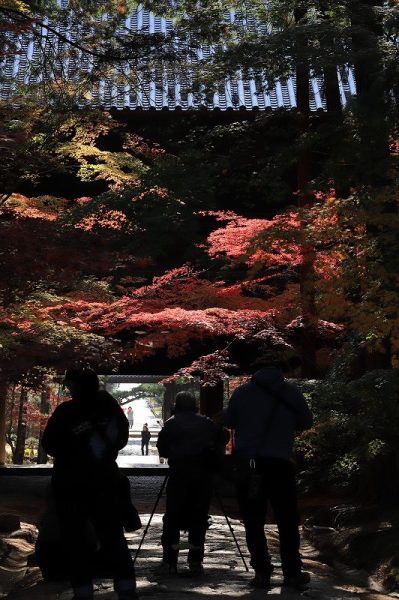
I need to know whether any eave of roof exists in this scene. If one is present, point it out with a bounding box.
[0,5,357,112]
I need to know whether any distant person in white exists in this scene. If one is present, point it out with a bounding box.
[127,406,134,429]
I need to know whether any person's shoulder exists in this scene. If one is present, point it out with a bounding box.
[48,400,76,422]
[282,380,306,403]
[197,413,213,421]
[98,390,116,401]
[230,380,252,398]
[197,414,217,428]
[283,379,302,396]
[98,390,120,409]
[54,400,74,414]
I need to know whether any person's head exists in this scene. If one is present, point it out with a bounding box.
[283,355,302,377]
[174,391,197,413]
[143,424,148,430]
[249,351,302,377]
[63,367,100,398]
[248,357,282,375]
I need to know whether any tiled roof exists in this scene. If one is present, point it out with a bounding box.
[0,4,357,111]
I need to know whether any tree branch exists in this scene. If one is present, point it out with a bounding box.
[0,5,182,64]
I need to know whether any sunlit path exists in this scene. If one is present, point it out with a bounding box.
[117,397,162,466]
[129,397,161,432]
[10,513,392,600]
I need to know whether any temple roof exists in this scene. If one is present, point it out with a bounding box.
[1,5,357,112]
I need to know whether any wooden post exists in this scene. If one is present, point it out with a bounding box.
[199,380,224,419]
[14,388,27,464]
[0,381,7,466]
[163,382,176,422]
[37,387,50,464]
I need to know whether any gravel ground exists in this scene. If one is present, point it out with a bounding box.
[8,516,393,600]
[1,476,393,600]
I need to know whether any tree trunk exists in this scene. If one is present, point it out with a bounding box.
[14,388,27,464]
[37,387,50,464]
[0,381,7,466]
[348,0,393,366]
[319,1,343,116]
[348,0,389,185]
[295,4,318,378]
[324,64,342,116]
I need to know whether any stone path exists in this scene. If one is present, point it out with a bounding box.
[127,398,161,433]
[7,516,393,600]
[118,398,161,467]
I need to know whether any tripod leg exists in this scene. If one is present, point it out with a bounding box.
[215,489,249,572]
[133,475,168,565]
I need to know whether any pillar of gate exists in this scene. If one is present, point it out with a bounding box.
[199,380,224,419]
[163,382,176,422]
[0,381,7,466]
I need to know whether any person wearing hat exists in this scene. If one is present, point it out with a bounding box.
[41,367,137,600]
[156,391,218,577]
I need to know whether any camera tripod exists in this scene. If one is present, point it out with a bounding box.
[133,474,249,571]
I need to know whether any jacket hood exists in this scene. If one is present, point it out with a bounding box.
[251,366,284,389]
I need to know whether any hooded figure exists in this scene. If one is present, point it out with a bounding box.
[224,362,313,591]
[226,365,312,461]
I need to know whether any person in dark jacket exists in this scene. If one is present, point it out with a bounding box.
[156,392,217,576]
[41,368,137,600]
[141,423,151,455]
[224,360,313,591]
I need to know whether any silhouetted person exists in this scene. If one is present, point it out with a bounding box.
[127,406,134,429]
[141,424,151,456]
[156,392,217,576]
[224,360,313,591]
[41,368,137,600]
